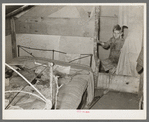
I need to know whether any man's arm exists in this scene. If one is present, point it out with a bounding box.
[97,38,111,49]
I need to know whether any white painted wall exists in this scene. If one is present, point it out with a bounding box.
[16,34,60,60]
[100,6,119,17]
[15,34,95,69]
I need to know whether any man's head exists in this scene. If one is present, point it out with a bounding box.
[113,24,122,39]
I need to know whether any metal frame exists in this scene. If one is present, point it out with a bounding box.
[17,45,93,67]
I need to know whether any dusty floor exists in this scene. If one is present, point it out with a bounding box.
[91,89,140,109]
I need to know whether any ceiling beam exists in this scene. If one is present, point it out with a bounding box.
[6,5,34,18]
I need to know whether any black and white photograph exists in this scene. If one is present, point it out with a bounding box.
[2,3,146,119]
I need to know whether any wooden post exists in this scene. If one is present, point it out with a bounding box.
[93,6,100,88]
[10,17,17,58]
[48,62,53,104]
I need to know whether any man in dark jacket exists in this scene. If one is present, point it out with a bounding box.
[98,24,124,74]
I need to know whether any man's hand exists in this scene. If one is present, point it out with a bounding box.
[97,40,104,46]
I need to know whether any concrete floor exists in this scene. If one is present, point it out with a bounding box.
[91,89,140,109]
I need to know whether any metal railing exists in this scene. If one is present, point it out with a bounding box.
[17,45,93,67]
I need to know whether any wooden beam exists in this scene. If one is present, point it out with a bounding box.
[10,17,17,58]
[6,5,34,18]
[93,6,100,87]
